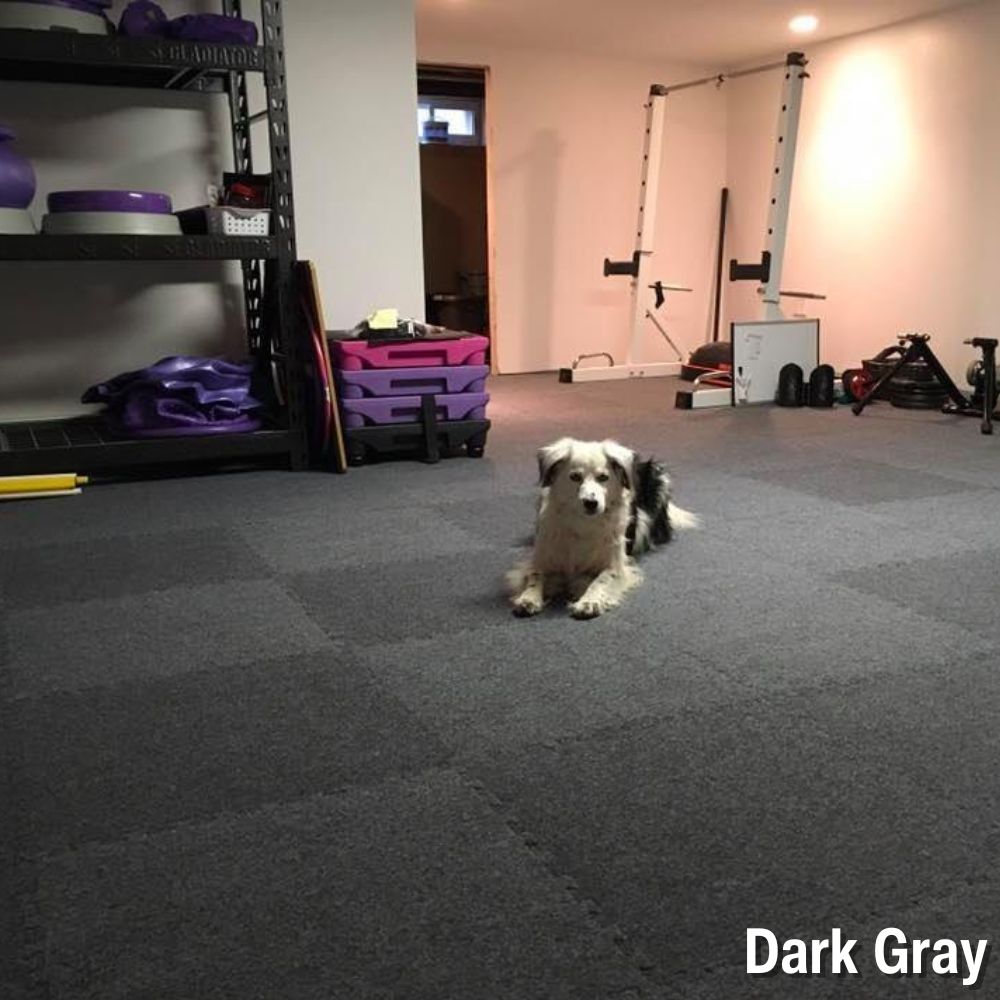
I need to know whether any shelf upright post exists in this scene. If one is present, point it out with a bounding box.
[225,0,307,469]
[223,0,264,355]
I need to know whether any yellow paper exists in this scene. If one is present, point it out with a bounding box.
[368,308,399,330]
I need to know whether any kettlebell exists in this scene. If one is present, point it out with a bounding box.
[807,365,835,407]
[776,363,805,407]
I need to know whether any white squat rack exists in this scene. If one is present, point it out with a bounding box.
[561,52,815,385]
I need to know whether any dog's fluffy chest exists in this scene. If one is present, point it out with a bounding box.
[534,502,627,576]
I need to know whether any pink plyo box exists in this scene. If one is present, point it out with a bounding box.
[337,364,489,399]
[340,392,490,428]
[331,335,489,370]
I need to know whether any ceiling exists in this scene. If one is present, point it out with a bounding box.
[416,0,977,67]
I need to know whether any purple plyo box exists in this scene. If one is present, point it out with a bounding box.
[340,392,489,428]
[337,365,489,399]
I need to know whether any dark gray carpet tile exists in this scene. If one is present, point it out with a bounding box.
[834,548,1000,643]
[0,527,270,610]
[27,771,652,1000]
[359,619,730,753]
[635,410,852,464]
[465,694,997,993]
[326,454,537,509]
[723,505,978,575]
[286,548,515,645]
[434,490,538,547]
[682,606,995,698]
[624,553,996,691]
[742,459,974,507]
[668,435,841,475]
[0,477,233,549]
[678,468,838,522]
[684,968,846,1000]
[860,489,1000,545]
[237,504,493,574]
[815,431,1000,491]
[1,651,450,856]
[623,559,848,631]
[779,653,1000,817]
[1,579,334,700]
[0,465,522,549]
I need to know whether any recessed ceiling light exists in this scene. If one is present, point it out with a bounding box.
[789,14,819,34]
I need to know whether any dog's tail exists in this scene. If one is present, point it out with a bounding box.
[668,502,700,531]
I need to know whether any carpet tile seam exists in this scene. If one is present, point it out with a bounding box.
[0,636,347,706]
[5,757,469,866]
[454,760,665,997]
[8,764,478,867]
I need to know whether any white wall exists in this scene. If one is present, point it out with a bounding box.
[0,0,242,421]
[416,37,728,374]
[0,0,424,421]
[0,87,244,422]
[284,0,425,330]
[723,1,1000,381]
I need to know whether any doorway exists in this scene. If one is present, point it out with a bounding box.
[417,65,490,345]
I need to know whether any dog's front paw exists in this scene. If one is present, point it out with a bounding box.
[512,592,544,617]
[568,597,606,620]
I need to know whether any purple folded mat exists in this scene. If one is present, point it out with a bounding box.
[83,356,263,437]
[108,394,262,438]
[83,356,256,401]
[48,190,173,214]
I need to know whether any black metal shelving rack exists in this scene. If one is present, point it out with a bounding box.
[0,0,308,476]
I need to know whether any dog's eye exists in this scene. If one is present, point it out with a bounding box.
[597,473,610,483]
[569,471,583,483]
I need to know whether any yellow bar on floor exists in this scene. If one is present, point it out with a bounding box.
[0,473,89,495]
[0,488,82,501]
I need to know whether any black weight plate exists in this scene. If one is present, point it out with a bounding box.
[894,380,948,395]
[890,388,949,409]
[893,391,949,405]
[863,360,937,383]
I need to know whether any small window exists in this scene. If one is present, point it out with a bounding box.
[418,96,483,146]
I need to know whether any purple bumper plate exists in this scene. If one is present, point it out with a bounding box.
[14,0,112,11]
[47,189,173,214]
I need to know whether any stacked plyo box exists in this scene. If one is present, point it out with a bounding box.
[331,334,491,465]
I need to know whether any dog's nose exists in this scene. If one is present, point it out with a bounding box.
[583,498,599,514]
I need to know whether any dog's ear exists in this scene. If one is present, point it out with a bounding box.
[602,440,636,490]
[537,438,574,487]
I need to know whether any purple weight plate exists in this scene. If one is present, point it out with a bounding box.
[47,190,173,214]
[11,0,113,10]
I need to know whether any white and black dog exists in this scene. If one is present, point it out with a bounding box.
[507,438,698,619]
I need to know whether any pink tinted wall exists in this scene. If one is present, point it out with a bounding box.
[416,38,729,374]
[723,2,1000,380]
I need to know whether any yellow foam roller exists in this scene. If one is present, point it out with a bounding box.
[0,473,89,495]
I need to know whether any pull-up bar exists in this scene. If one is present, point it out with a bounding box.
[561,51,811,385]
[649,53,801,98]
